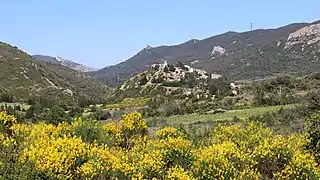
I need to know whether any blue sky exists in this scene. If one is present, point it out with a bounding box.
[1,1,319,68]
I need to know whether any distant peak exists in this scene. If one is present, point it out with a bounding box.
[191,39,199,43]
[184,39,200,44]
[144,45,152,50]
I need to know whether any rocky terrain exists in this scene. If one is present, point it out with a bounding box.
[33,55,97,72]
[109,61,236,101]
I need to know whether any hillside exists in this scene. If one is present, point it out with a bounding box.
[0,42,108,102]
[33,55,97,72]
[93,20,320,87]
[108,61,234,102]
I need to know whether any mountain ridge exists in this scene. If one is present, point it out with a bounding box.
[92,20,319,87]
[33,55,97,72]
[0,42,108,102]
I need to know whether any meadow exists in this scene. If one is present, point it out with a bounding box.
[165,104,297,125]
[104,97,150,109]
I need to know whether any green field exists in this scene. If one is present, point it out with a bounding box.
[166,104,298,125]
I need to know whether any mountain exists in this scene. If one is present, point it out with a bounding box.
[0,42,108,102]
[93,20,320,87]
[33,55,97,72]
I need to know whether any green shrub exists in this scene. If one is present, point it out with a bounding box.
[0,92,14,103]
[91,109,111,121]
[139,74,148,86]
[249,105,310,134]
[305,90,320,110]
[306,112,320,162]
[68,107,84,117]
[162,81,182,87]
[42,105,72,125]
[73,119,114,145]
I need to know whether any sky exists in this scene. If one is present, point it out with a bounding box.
[1,1,320,69]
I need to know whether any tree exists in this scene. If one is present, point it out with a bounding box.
[208,77,231,97]
[68,107,84,117]
[39,97,55,108]
[0,105,4,112]
[25,103,42,121]
[78,96,93,108]
[92,109,111,121]
[306,113,320,162]
[6,106,15,115]
[0,93,13,103]
[306,90,320,110]
[181,72,197,88]
[163,66,169,73]
[139,74,148,86]
[27,97,36,105]
[43,105,72,125]
[176,61,187,70]
[168,64,176,72]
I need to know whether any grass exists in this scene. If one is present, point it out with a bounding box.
[104,97,150,109]
[166,104,298,125]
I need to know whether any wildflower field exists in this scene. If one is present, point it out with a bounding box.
[0,111,319,179]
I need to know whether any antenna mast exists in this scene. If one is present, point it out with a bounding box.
[250,23,253,31]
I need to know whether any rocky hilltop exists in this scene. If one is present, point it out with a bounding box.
[109,61,236,101]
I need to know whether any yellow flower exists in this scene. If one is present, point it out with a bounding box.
[0,112,17,126]
[20,135,87,177]
[1,112,318,179]
[156,127,184,139]
[120,112,147,132]
[167,166,195,180]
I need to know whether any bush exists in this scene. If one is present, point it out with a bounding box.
[25,103,42,121]
[73,119,114,145]
[0,93,14,103]
[68,107,84,117]
[162,81,181,87]
[91,109,111,121]
[90,105,97,113]
[208,77,231,97]
[163,66,169,73]
[253,90,298,106]
[15,105,21,111]
[306,90,320,110]
[42,105,72,125]
[249,105,310,134]
[151,75,165,83]
[306,112,320,163]
[168,64,176,72]
[1,112,319,179]
[181,72,197,88]
[139,74,148,86]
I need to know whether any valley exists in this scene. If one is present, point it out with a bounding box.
[1,19,320,179]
